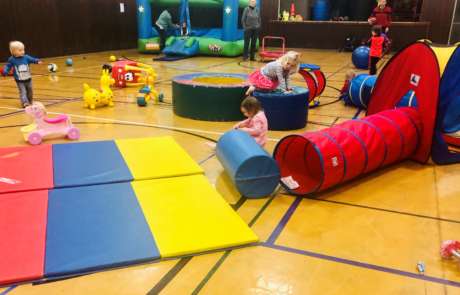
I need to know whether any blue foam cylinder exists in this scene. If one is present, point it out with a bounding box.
[313,0,330,21]
[137,0,154,39]
[216,130,280,198]
[222,0,239,41]
[348,74,377,108]
[352,46,370,69]
[253,87,309,130]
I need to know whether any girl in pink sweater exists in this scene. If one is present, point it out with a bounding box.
[234,96,268,146]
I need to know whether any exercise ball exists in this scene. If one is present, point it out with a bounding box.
[313,0,330,21]
[352,46,370,69]
[65,58,73,67]
[47,63,58,73]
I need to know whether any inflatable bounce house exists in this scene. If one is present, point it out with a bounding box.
[274,40,460,195]
[136,0,253,56]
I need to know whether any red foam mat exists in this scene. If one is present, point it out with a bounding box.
[0,190,48,285]
[0,145,53,194]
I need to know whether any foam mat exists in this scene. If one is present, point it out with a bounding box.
[45,183,159,277]
[115,137,203,180]
[0,190,48,284]
[132,175,258,257]
[53,141,133,188]
[0,145,53,194]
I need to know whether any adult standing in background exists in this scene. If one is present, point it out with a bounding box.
[242,0,261,61]
[368,0,392,34]
[155,10,179,51]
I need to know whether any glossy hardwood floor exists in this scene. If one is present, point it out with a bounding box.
[0,49,459,295]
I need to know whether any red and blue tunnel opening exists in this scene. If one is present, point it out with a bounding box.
[274,107,422,195]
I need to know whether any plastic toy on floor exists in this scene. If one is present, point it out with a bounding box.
[21,102,80,145]
[441,240,460,264]
[83,69,115,109]
[135,66,163,106]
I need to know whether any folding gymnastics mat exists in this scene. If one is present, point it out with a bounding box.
[0,137,258,285]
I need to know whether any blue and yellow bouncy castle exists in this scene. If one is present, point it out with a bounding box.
[137,0,256,56]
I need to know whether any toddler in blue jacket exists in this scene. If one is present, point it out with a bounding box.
[2,41,42,107]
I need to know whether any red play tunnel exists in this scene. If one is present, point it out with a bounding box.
[273,107,422,195]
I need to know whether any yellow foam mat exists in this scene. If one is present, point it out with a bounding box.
[132,175,259,257]
[115,137,203,180]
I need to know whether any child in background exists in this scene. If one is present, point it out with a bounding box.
[369,25,385,75]
[340,70,356,105]
[234,96,268,147]
[368,0,392,34]
[2,41,42,107]
[246,51,301,96]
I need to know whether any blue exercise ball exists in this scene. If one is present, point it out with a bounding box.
[65,58,73,67]
[352,46,370,69]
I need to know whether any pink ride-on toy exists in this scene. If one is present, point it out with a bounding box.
[21,102,80,145]
[259,36,286,62]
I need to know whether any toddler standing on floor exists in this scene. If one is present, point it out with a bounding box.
[246,51,301,96]
[234,96,268,147]
[368,25,385,75]
[2,41,42,107]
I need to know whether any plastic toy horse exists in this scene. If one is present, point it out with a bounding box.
[83,69,115,109]
[21,102,80,145]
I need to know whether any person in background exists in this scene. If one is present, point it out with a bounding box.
[246,51,301,95]
[155,10,180,50]
[1,41,42,108]
[233,96,268,147]
[368,0,392,33]
[241,0,261,61]
[368,25,385,75]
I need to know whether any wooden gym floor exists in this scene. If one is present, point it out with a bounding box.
[0,48,459,295]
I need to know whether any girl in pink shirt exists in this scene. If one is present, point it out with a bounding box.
[234,96,268,146]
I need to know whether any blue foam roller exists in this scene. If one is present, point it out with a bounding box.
[45,182,159,277]
[348,74,377,108]
[216,130,280,198]
[53,140,133,188]
[253,86,309,130]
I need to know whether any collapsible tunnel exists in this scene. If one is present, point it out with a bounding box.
[274,107,422,195]
[298,64,326,102]
[346,74,377,108]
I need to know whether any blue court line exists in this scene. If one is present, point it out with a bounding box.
[0,285,17,295]
[264,244,460,288]
[264,196,460,288]
[266,197,302,245]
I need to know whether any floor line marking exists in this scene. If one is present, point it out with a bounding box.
[263,243,460,288]
[0,106,282,142]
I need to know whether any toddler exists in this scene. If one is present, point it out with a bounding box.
[2,41,42,107]
[246,51,301,96]
[369,26,385,75]
[340,70,356,105]
[234,96,268,147]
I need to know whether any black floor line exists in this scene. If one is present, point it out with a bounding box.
[191,195,276,294]
[231,196,247,210]
[301,195,460,225]
[147,257,192,295]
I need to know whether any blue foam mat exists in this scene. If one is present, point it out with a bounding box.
[52,141,133,188]
[45,182,159,277]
